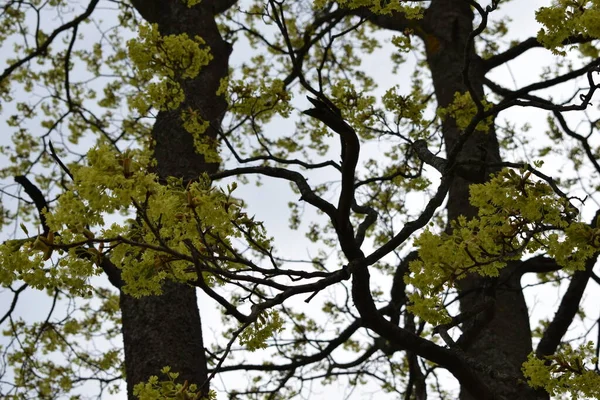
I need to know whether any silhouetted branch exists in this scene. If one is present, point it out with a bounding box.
[14,175,50,235]
[484,35,592,72]
[0,0,100,83]
[536,209,600,358]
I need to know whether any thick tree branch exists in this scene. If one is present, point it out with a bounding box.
[412,140,447,173]
[483,35,593,72]
[386,251,417,326]
[351,259,495,399]
[536,254,597,358]
[303,96,361,257]
[353,199,378,247]
[536,209,600,358]
[520,255,563,275]
[210,0,238,15]
[353,6,423,38]
[14,175,50,235]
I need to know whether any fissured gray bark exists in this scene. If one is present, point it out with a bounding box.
[120,1,233,397]
[421,1,545,399]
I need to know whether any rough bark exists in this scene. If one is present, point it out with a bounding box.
[420,1,544,399]
[120,1,232,397]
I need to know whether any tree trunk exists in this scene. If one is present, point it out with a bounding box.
[120,1,232,397]
[421,1,546,399]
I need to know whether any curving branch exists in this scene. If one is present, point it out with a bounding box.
[483,35,593,72]
[412,140,447,173]
[350,257,495,399]
[486,58,600,104]
[303,96,361,257]
[536,209,600,358]
[536,254,598,358]
[353,199,378,247]
[214,318,363,373]
[520,255,563,275]
[0,0,100,83]
[14,175,50,235]
[0,283,28,325]
[211,166,337,220]
[352,5,424,38]
[14,175,124,288]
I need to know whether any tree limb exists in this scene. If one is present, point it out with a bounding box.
[536,209,600,358]
[483,35,592,72]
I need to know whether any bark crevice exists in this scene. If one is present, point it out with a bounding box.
[120,1,232,397]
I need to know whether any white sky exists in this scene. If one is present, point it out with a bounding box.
[0,0,599,399]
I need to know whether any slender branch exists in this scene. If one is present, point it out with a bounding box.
[48,140,74,181]
[0,283,28,325]
[0,0,100,83]
[211,166,337,220]
[486,58,600,104]
[363,175,452,266]
[213,318,363,373]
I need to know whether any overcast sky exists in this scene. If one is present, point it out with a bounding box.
[0,1,599,399]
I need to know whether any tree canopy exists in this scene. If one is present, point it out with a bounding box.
[0,0,599,399]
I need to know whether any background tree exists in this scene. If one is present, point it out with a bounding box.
[0,0,599,399]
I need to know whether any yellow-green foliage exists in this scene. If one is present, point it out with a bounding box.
[133,366,217,400]
[407,168,595,325]
[2,288,122,398]
[239,310,285,351]
[536,0,600,55]
[382,85,427,127]
[437,91,493,132]
[522,342,600,399]
[219,76,292,121]
[2,140,271,297]
[313,0,424,18]
[127,23,213,113]
[184,0,202,7]
[1,0,600,398]
[329,79,377,138]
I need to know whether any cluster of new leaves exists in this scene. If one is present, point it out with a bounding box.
[313,0,424,18]
[2,140,272,299]
[536,0,600,56]
[2,288,123,399]
[407,167,595,325]
[218,76,292,122]
[133,366,216,400]
[127,23,213,113]
[128,22,221,161]
[522,342,600,399]
[0,0,599,398]
[238,309,284,351]
[437,92,494,132]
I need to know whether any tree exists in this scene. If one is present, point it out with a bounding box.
[0,0,599,399]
